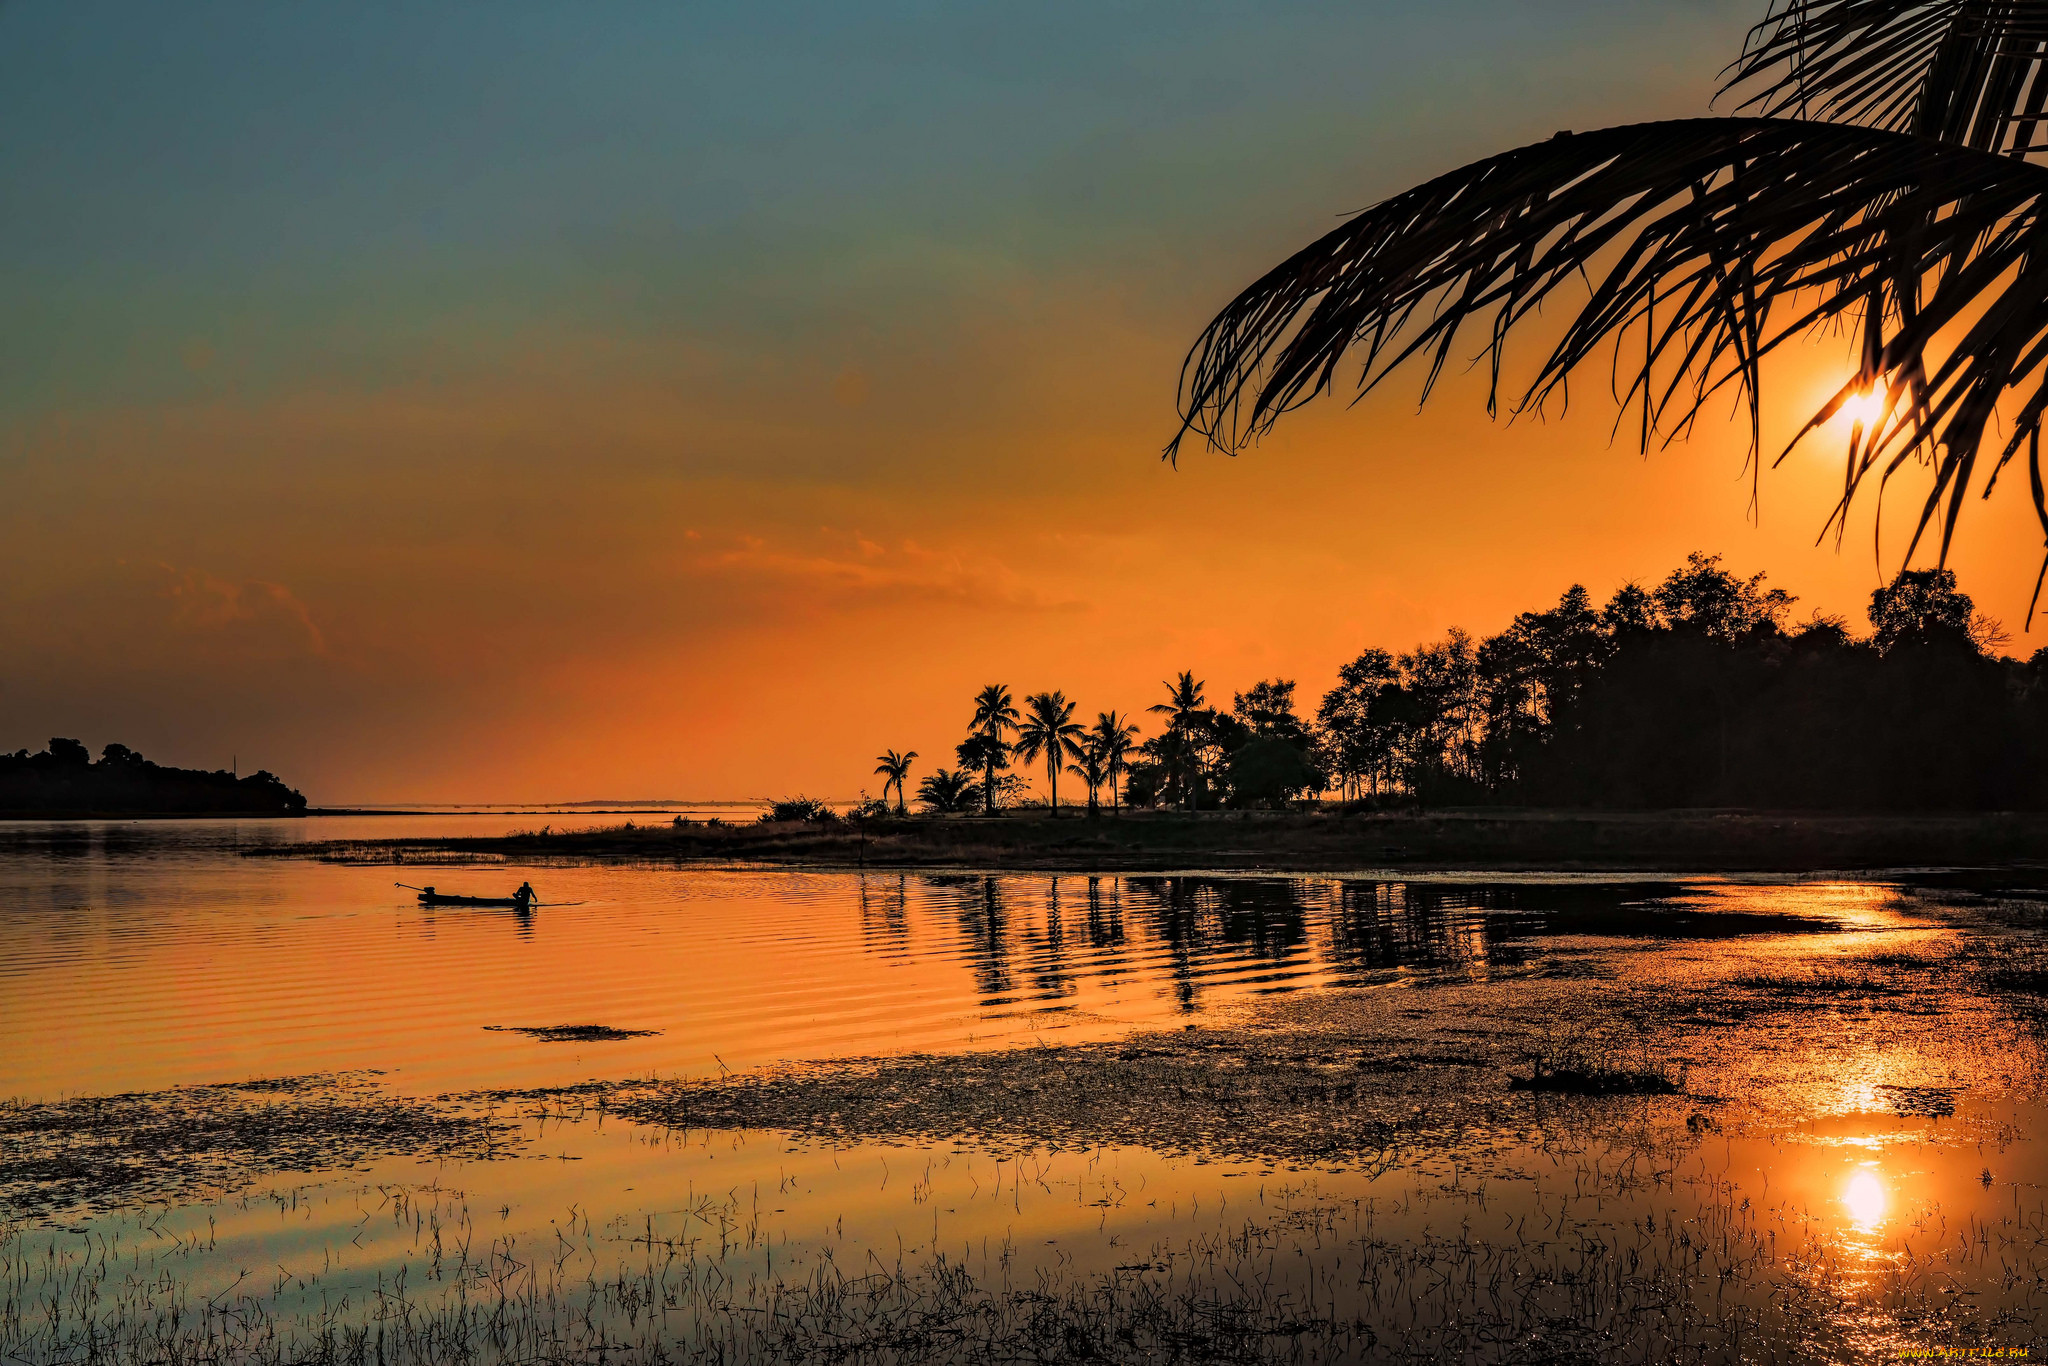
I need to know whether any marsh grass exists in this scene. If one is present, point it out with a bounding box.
[1729,965,1896,994]
[482,1025,660,1043]
[1508,1024,1683,1097]
[1981,940,2048,997]
[9,1160,2022,1366]
[0,1075,515,1222]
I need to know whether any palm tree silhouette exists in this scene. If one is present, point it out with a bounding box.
[1015,691,1087,814]
[873,749,917,815]
[1068,742,1110,817]
[1171,2,2048,615]
[1149,672,1207,810]
[968,684,1019,816]
[915,767,982,814]
[1091,710,1142,812]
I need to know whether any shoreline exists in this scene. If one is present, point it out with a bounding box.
[248,807,2048,873]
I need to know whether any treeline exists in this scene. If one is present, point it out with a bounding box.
[872,555,2048,815]
[0,739,308,816]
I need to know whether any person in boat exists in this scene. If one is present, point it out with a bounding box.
[514,881,536,906]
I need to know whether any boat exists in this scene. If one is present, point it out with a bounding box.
[399,882,533,908]
[417,891,528,907]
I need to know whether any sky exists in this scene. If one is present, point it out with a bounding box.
[4,0,2045,803]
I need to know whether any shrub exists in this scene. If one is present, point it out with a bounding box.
[761,796,837,824]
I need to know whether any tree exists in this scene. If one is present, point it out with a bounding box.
[916,767,983,814]
[1399,630,1481,790]
[1148,671,1207,810]
[1067,742,1109,816]
[1318,649,1399,798]
[1169,2,2048,608]
[1015,690,1086,814]
[1227,737,1322,808]
[1652,553,1796,641]
[1869,567,1983,655]
[872,749,917,814]
[1091,710,1142,811]
[966,684,1018,816]
[1229,679,1322,804]
[1233,679,1312,746]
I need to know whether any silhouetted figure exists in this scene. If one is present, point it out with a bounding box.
[514,881,536,907]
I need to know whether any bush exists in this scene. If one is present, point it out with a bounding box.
[761,796,837,824]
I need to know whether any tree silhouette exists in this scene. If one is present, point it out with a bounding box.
[1091,710,1142,812]
[1868,565,2008,653]
[1015,690,1087,814]
[915,767,983,814]
[1317,649,1399,798]
[1068,741,1110,816]
[1170,1,2048,615]
[966,684,1018,816]
[872,749,917,814]
[1149,671,1208,809]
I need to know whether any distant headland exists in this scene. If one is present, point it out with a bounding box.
[0,739,307,818]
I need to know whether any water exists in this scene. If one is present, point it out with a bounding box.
[5,818,2047,1359]
[0,816,1851,1101]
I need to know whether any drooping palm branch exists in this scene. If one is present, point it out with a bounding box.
[1170,0,2048,614]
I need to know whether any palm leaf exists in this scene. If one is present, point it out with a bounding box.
[1724,0,2048,154]
[1169,116,2048,585]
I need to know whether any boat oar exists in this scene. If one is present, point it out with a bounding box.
[395,882,429,892]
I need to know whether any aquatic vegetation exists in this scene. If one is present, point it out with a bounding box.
[481,1024,661,1043]
[0,1075,516,1221]
[1507,1024,1683,1096]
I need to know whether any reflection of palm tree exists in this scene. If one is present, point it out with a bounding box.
[1168,6,2048,593]
[1091,711,1141,812]
[1149,672,1206,810]
[873,749,917,814]
[969,684,1018,816]
[1015,691,1086,814]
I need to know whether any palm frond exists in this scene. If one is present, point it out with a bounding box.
[1170,116,2048,573]
[1724,0,2048,155]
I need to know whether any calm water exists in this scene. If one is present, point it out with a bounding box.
[0,814,1851,1101]
[6,818,2048,1358]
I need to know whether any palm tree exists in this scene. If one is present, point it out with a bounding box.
[968,684,1018,816]
[1091,710,1141,811]
[915,767,982,814]
[1148,672,1206,810]
[1067,742,1109,817]
[872,749,917,815]
[1169,2,2048,618]
[1014,691,1087,814]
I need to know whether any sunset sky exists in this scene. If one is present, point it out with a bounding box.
[6,1,2045,803]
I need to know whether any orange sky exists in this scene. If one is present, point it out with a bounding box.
[3,2,2042,802]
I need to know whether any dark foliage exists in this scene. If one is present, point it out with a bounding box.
[1316,555,2048,810]
[761,796,838,824]
[1173,0,2048,606]
[0,740,306,816]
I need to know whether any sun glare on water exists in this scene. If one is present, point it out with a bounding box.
[1843,1166,1887,1231]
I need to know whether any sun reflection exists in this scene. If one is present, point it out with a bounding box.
[1843,1166,1887,1230]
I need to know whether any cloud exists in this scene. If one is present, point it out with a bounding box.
[693,531,1085,615]
[160,565,329,657]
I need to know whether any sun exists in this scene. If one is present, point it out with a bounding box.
[1843,1166,1887,1230]
[1838,385,1888,431]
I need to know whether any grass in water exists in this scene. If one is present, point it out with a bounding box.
[483,1024,661,1042]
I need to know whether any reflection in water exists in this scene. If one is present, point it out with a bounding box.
[0,847,1886,1101]
[1844,1165,1887,1230]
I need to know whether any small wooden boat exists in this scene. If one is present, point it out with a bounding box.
[398,882,532,908]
